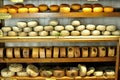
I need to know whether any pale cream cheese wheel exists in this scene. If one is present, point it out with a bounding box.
[86,24,96,30]
[65,25,74,31]
[60,30,70,36]
[39,47,45,58]
[23,27,32,32]
[39,31,48,36]
[6,48,13,58]
[49,20,59,26]
[14,48,21,58]
[12,26,22,32]
[28,32,38,36]
[74,47,80,58]
[67,47,74,58]
[1,26,12,32]
[71,31,80,36]
[98,46,106,57]
[76,25,85,31]
[89,47,98,57]
[96,25,106,31]
[60,47,66,58]
[32,47,39,58]
[112,30,120,36]
[91,30,101,36]
[17,68,29,77]
[46,47,52,58]
[71,20,81,26]
[87,67,95,76]
[54,26,64,31]
[50,31,60,36]
[27,21,38,27]
[18,32,28,36]
[33,26,43,32]
[17,22,27,28]
[1,68,15,77]
[102,31,111,36]
[9,63,23,72]
[81,30,90,36]
[53,70,65,77]
[104,70,115,76]
[22,48,29,58]
[53,47,59,58]
[82,47,88,57]
[94,71,103,77]
[8,31,17,36]
[0,48,4,58]
[106,25,116,31]
[44,26,53,31]
[78,64,87,77]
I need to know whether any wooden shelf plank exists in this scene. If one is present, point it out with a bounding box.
[0,36,119,42]
[0,76,115,80]
[0,57,116,63]
[10,12,120,18]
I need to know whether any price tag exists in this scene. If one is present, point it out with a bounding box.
[46,78,56,80]
[0,13,11,19]
[10,0,24,2]
[1,78,17,80]
[87,0,98,1]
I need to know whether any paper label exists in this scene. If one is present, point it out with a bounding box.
[0,13,11,19]
[10,0,24,2]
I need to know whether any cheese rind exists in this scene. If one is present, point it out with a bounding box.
[82,47,88,57]
[39,47,45,58]
[22,48,29,58]
[90,47,98,57]
[1,68,15,77]
[9,63,23,72]
[53,47,59,58]
[0,48,4,58]
[60,47,66,58]
[46,47,52,58]
[14,48,21,58]
[32,47,39,58]
[67,47,74,58]
[6,48,13,58]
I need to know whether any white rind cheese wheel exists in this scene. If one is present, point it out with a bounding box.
[18,32,27,36]
[1,26,11,32]
[9,63,23,72]
[32,47,39,58]
[54,26,64,31]
[102,31,111,36]
[96,25,106,31]
[82,47,88,57]
[94,71,103,77]
[27,21,38,27]
[28,32,38,36]
[71,31,80,36]
[40,70,53,77]
[91,30,101,36]
[90,47,98,57]
[22,48,29,58]
[14,48,21,58]
[17,68,29,77]
[33,26,43,32]
[39,47,45,58]
[17,22,27,28]
[53,47,59,58]
[1,68,15,77]
[78,64,87,77]
[74,47,80,58]
[46,47,52,58]
[112,30,120,36]
[39,31,48,36]
[6,48,13,58]
[106,25,116,31]
[76,25,85,31]
[60,47,66,58]
[105,70,115,76]
[8,31,17,36]
[107,47,115,57]
[26,64,39,77]
[49,20,59,26]
[65,25,74,31]
[50,31,60,36]
[44,26,53,31]
[23,27,32,32]
[81,30,90,36]
[67,47,74,58]
[71,20,81,26]
[98,47,106,57]
[87,67,95,76]
[53,70,65,77]
[0,48,4,58]
[60,30,70,36]
[86,24,96,30]
[12,26,22,32]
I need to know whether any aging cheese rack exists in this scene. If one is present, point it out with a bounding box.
[0,0,120,80]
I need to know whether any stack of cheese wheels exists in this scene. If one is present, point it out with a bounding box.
[93,4,103,12]
[53,69,65,77]
[60,4,70,13]
[107,46,115,57]
[0,48,4,58]
[60,47,66,58]
[1,68,15,77]
[9,63,23,72]
[1,26,12,36]
[40,70,53,77]
[89,47,98,57]
[78,64,87,77]
[104,70,115,76]
[26,64,39,77]
[53,47,59,58]
[82,4,92,12]
[74,47,80,58]
[50,5,59,12]
[71,4,81,11]
[87,67,95,76]
[94,71,103,77]
[39,4,48,12]
[39,47,45,58]
[82,47,88,57]
[14,48,21,58]
[46,47,52,58]
[17,68,29,77]
[22,47,29,58]
[6,48,13,58]
[32,47,39,58]
[67,47,74,58]
[98,46,106,57]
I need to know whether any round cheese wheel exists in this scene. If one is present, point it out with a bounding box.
[54,26,64,31]
[6,48,13,58]
[91,30,101,36]
[78,64,87,77]
[82,8,92,12]
[44,26,53,31]
[94,71,103,77]
[96,25,106,31]
[26,64,39,77]
[14,48,21,58]
[33,26,43,32]
[28,7,39,13]
[18,7,28,13]
[112,30,120,36]
[104,6,114,12]
[1,68,15,77]
[65,25,74,31]
[81,30,90,36]
[23,27,32,32]
[28,32,38,36]
[8,7,18,13]
[9,63,23,72]
[50,31,60,36]
[49,20,59,26]
[28,21,38,27]
[87,67,95,76]
[93,7,103,12]
[40,70,53,77]
[1,27,11,32]
[60,7,70,13]
[86,24,96,30]
[66,70,78,77]
[76,25,85,31]
[12,26,22,32]
[53,70,65,77]
[0,48,4,58]
[105,70,115,76]
[60,30,70,36]
[106,25,116,31]
[50,5,59,12]
[71,4,81,11]
[39,4,48,12]
[39,31,48,36]
[18,32,27,36]
[0,8,8,13]
[17,22,27,28]
[71,31,80,36]
[102,31,111,36]
[17,68,29,77]
[71,20,81,26]
[8,31,17,36]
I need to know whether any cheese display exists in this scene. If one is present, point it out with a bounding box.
[67,47,74,58]
[9,63,23,72]
[46,47,52,58]
[22,48,29,58]
[32,47,39,58]
[82,4,92,12]
[0,48,4,58]
[1,68,15,77]
[82,47,88,57]
[60,47,66,58]
[6,48,13,58]
[39,47,45,58]
[0,8,8,13]
[14,48,21,58]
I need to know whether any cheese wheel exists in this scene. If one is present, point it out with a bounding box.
[14,3,24,8]
[28,32,38,36]
[24,4,35,8]
[106,25,116,31]
[28,7,39,13]
[82,8,92,12]
[112,30,120,36]
[0,30,3,37]
[60,47,66,58]
[86,24,96,30]
[60,30,70,36]
[18,32,27,36]
[94,71,103,77]
[17,68,29,77]
[102,31,111,36]
[60,7,70,13]
[39,4,48,12]
[67,47,74,58]
[91,30,101,36]
[8,7,18,13]
[66,70,78,77]
[71,31,80,36]
[44,26,53,31]
[93,7,103,12]
[105,70,115,76]
[28,21,38,27]
[17,22,27,28]
[53,47,59,58]
[53,70,65,77]
[65,25,74,31]
[1,68,15,77]
[32,47,39,58]
[49,20,59,26]
[50,31,60,36]
[40,70,53,77]
[50,5,59,12]
[12,26,22,32]
[81,30,90,36]
[23,27,32,32]
[107,46,115,57]
[8,31,17,36]
[39,31,48,36]
[78,64,87,77]
[33,26,43,32]
[22,48,29,58]
[90,47,98,57]
[14,48,21,58]
[54,26,64,31]
[71,20,81,26]
[74,47,80,58]
[6,48,13,58]
[1,26,11,32]
[82,47,88,57]
[39,47,45,58]
[0,48,4,58]
[18,7,28,13]
[71,4,81,11]
[96,25,106,31]
[46,47,52,58]
[76,25,85,31]
[0,8,8,13]
[87,67,95,76]
[26,64,39,77]
[9,63,23,72]
[98,47,106,57]
[104,6,114,12]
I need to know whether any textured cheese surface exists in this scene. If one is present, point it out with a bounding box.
[39,47,45,58]
[32,48,39,58]
[22,48,29,58]
[0,48,4,58]
[46,47,52,58]
[82,47,88,57]
[60,47,66,58]
[6,48,13,58]
[53,47,59,58]
[14,48,21,58]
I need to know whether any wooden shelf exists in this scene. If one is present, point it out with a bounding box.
[0,36,119,42]
[10,12,120,18]
[0,76,115,80]
[0,57,116,63]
